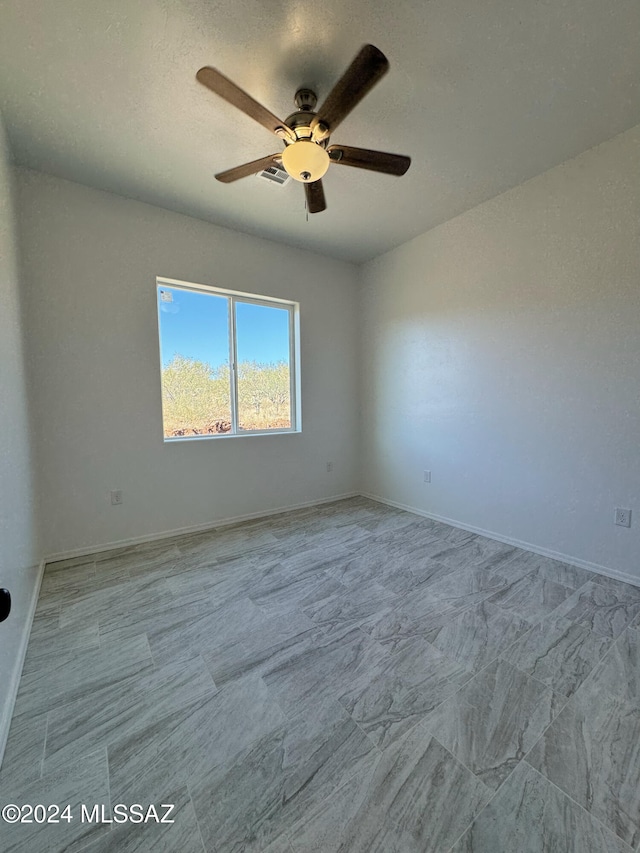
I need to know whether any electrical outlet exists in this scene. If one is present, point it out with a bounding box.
[110,490,123,506]
[615,507,631,528]
[423,470,431,483]
[326,462,333,473]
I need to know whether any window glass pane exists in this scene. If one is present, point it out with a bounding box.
[158,286,232,437]
[235,301,292,431]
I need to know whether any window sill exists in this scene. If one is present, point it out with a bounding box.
[163,428,302,443]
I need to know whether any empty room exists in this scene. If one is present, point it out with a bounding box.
[0,0,639,851]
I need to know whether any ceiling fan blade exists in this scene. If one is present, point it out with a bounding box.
[215,154,282,183]
[328,145,411,176]
[312,45,389,135]
[197,67,295,142]
[304,180,326,214]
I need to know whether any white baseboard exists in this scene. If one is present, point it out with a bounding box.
[44,492,360,565]
[45,489,639,589]
[0,558,46,768]
[361,491,640,589]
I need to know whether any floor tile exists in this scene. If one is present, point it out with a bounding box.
[45,553,101,571]
[289,770,421,852]
[325,545,459,597]
[262,626,388,720]
[242,547,349,613]
[203,612,320,688]
[98,580,214,645]
[281,523,371,554]
[21,621,101,676]
[269,512,332,539]
[380,555,461,596]
[552,581,640,639]
[527,690,640,848]
[108,676,285,805]
[503,550,593,589]
[337,636,472,750]
[129,549,221,585]
[43,655,217,772]
[273,543,355,579]
[289,726,491,853]
[453,760,633,853]
[176,526,278,560]
[39,560,97,598]
[361,585,475,651]
[357,509,424,536]
[370,520,446,551]
[190,700,377,852]
[585,628,640,708]
[320,544,392,588]
[0,749,110,853]
[527,632,640,847]
[590,575,640,601]
[12,634,153,720]
[362,567,509,651]
[29,597,61,626]
[263,838,295,853]
[422,658,563,790]
[430,599,532,671]
[503,614,613,698]
[433,537,518,573]
[301,579,397,634]
[146,595,269,664]
[488,568,574,622]
[97,542,182,577]
[427,566,512,609]
[79,785,204,853]
[248,569,344,618]
[426,524,478,547]
[538,559,593,590]
[0,712,47,789]
[162,556,253,603]
[58,574,189,632]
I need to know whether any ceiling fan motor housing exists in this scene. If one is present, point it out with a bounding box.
[294,88,317,111]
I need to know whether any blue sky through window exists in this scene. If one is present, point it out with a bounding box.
[158,286,290,369]
[236,301,290,368]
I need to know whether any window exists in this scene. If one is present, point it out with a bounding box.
[156,277,300,440]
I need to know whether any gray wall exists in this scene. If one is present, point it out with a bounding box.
[17,170,361,557]
[0,112,40,760]
[360,125,640,581]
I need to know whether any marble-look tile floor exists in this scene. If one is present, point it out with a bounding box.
[2,497,640,852]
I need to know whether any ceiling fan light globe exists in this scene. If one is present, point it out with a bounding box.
[281,140,330,183]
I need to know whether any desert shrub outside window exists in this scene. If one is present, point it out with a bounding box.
[157,277,300,440]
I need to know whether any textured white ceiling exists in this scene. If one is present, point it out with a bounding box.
[1,0,638,263]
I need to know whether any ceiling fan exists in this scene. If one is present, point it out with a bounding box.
[196,44,411,213]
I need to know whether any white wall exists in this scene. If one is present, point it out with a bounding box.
[360,125,640,581]
[17,170,360,557]
[0,114,40,761]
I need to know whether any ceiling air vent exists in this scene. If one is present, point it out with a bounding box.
[258,165,290,186]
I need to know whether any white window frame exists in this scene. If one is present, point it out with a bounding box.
[157,276,301,441]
